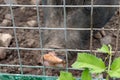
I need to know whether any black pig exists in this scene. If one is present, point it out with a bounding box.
[41,0,119,65]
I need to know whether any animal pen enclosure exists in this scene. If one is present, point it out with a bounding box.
[0,0,120,80]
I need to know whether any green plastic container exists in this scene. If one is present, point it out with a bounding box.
[0,74,57,80]
[0,73,106,80]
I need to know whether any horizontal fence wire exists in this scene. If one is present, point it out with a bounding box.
[0,63,84,70]
[0,46,120,54]
[0,27,120,30]
[0,4,120,7]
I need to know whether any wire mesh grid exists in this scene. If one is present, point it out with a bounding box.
[0,0,120,79]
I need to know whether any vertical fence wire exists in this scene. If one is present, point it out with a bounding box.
[35,0,46,75]
[114,4,120,58]
[9,0,23,74]
[113,4,120,80]
[90,0,94,53]
[63,0,69,71]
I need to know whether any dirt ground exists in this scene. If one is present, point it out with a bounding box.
[0,0,120,78]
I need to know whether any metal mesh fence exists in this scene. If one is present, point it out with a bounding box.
[0,0,120,79]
